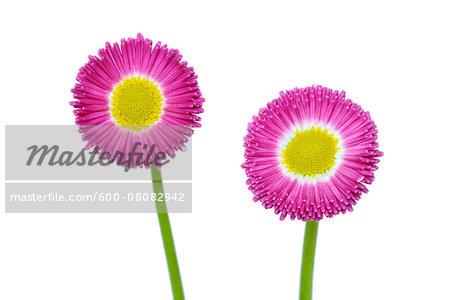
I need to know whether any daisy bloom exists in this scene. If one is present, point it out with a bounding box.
[70,33,204,299]
[242,85,382,222]
[70,33,204,169]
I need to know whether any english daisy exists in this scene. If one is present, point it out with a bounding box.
[70,33,204,300]
[242,85,382,300]
[70,33,204,169]
[242,85,382,222]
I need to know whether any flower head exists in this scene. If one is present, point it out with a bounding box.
[242,85,382,221]
[70,33,204,168]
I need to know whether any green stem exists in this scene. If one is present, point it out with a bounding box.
[300,220,319,300]
[151,166,184,300]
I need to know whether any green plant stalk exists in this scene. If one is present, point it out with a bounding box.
[151,166,184,300]
[300,220,319,300]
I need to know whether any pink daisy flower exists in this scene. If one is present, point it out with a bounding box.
[70,33,204,168]
[242,85,383,221]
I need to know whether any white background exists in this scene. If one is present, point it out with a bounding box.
[1,1,449,299]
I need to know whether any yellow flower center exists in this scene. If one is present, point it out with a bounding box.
[281,126,339,178]
[110,76,163,132]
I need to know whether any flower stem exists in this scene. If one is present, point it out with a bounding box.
[151,166,184,300]
[300,220,319,300]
